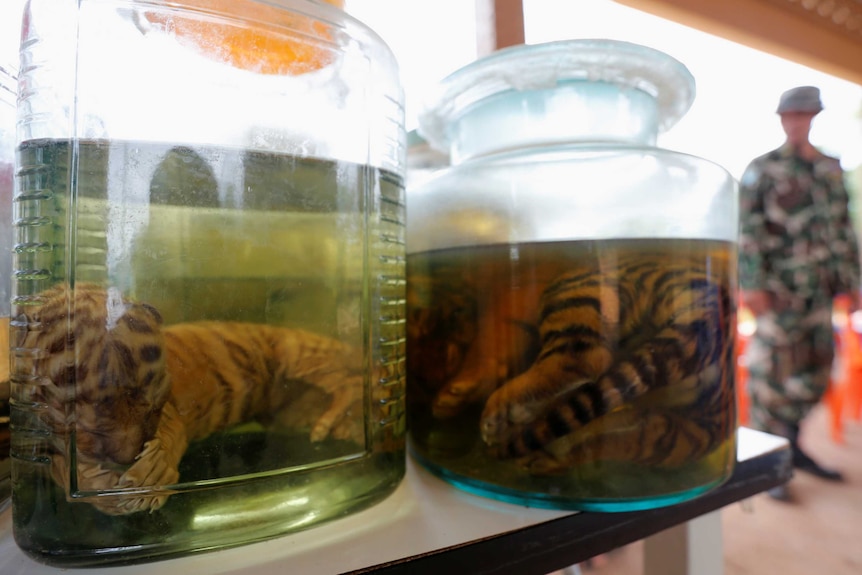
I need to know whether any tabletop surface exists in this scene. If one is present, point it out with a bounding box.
[0,427,791,575]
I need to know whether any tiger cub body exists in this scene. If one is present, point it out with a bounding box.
[12,283,363,515]
[411,250,735,474]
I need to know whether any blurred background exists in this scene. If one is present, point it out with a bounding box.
[3,0,859,188]
[345,0,862,184]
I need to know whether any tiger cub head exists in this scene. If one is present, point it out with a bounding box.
[16,283,172,466]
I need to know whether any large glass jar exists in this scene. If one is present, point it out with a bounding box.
[9,0,406,565]
[0,61,15,514]
[406,40,738,512]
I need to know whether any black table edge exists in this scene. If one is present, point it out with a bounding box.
[346,434,792,575]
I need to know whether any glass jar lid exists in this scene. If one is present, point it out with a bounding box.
[418,39,695,155]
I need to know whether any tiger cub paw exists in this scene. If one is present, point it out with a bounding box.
[432,342,532,420]
[479,380,544,450]
[105,438,181,514]
[67,456,174,516]
[479,391,511,448]
[309,374,363,442]
[119,437,181,488]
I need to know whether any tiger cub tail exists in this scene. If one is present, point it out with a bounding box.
[480,256,733,465]
[526,335,736,473]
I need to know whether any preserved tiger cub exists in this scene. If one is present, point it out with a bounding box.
[420,253,734,474]
[13,283,363,515]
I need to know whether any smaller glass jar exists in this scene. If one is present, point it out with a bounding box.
[406,40,738,512]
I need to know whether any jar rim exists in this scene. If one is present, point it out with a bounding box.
[418,39,695,154]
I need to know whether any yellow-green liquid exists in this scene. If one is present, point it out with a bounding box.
[407,238,737,511]
[1,154,13,511]
[10,139,406,565]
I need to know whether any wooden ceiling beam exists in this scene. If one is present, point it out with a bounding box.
[613,0,862,85]
[475,0,525,56]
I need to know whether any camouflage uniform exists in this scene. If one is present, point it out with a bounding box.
[739,143,860,438]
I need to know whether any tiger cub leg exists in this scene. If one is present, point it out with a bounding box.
[433,287,541,419]
[266,327,366,444]
[488,343,730,473]
[113,401,189,513]
[479,344,613,455]
[47,400,188,515]
[523,402,724,474]
[432,319,537,419]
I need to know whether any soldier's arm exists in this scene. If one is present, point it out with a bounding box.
[738,161,772,314]
[829,161,861,305]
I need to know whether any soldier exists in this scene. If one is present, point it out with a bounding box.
[739,85,861,502]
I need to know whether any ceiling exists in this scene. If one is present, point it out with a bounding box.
[614,0,862,85]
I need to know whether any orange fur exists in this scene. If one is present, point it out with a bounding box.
[13,283,363,515]
[409,251,735,473]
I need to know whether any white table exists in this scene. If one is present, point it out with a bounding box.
[0,427,790,575]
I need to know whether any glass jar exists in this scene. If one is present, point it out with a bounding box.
[0,61,15,514]
[406,129,449,190]
[406,40,738,512]
[10,0,406,565]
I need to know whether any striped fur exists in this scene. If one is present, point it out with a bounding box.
[14,283,364,514]
[478,254,735,471]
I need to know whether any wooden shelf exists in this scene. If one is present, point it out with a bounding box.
[0,427,790,575]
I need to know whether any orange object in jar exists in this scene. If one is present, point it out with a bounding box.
[142,0,346,74]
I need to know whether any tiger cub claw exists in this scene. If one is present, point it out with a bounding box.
[432,380,473,419]
[119,439,180,490]
[479,382,531,448]
[309,375,363,443]
[479,408,506,447]
[69,459,171,516]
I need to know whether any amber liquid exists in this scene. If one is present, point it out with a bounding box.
[406,238,737,511]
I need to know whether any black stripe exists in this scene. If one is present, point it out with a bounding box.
[537,336,599,363]
[650,346,671,392]
[609,369,635,401]
[96,346,112,387]
[581,381,607,417]
[139,303,163,325]
[520,427,544,452]
[109,339,136,374]
[627,261,663,291]
[546,408,572,437]
[214,369,235,430]
[140,369,157,388]
[651,268,690,293]
[46,333,66,355]
[122,312,155,333]
[568,392,593,425]
[139,344,162,363]
[626,352,656,390]
[543,273,600,300]
[224,336,254,372]
[651,334,687,363]
[539,295,602,324]
[74,362,88,388]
